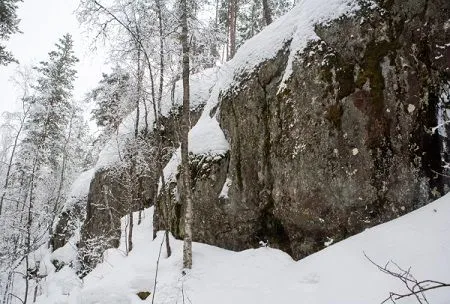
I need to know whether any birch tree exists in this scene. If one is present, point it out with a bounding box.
[178,0,193,270]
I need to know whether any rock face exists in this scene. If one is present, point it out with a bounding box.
[51,202,85,251]
[76,107,203,272]
[156,0,450,259]
[61,0,450,271]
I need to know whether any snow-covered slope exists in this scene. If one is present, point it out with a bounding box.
[62,168,96,212]
[33,0,450,303]
[36,193,450,304]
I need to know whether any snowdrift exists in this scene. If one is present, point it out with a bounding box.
[36,192,450,304]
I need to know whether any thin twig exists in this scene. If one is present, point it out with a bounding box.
[364,252,450,303]
[151,232,167,304]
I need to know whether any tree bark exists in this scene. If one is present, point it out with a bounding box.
[262,0,272,25]
[180,0,193,270]
[23,158,38,304]
[156,0,172,258]
[156,0,164,116]
[128,211,133,252]
[227,0,238,60]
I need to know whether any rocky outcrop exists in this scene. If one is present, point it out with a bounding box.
[51,201,85,251]
[156,0,450,259]
[57,0,450,271]
[77,107,203,272]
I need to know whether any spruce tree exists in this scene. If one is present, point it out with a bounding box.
[0,0,21,65]
[89,66,132,131]
[24,34,79,169]
[17,34,79,256]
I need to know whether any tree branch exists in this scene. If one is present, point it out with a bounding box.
[364,252,450,303]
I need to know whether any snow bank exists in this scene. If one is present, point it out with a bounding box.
[63,168,96,211]
[189,117,229,155]
[36,192,450,304]
[51,241,78,265]
[163,67,219,114]
[158,118,229,192]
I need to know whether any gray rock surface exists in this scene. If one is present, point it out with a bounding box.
[157,0,450,260]
[57,0,450,271]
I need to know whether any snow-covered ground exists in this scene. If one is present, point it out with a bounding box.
[24,0,450,303]
[35,193,450,304]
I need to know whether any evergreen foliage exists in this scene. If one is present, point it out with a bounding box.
[0,0,21,65]
[23,34,79,169]
[89,66,132,130]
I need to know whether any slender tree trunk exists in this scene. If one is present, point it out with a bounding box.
[180,0,193,270]
[33,279,39,303]
[128,211,133,252]
[23,159,38,304]
[135,28,142,141]
[209,0,219,62]
[2,272,13,304]
[227,0,238,60]
[262,0,272,25]
[126,31,144,254]
[153,0,173,258]
[156,0,164,114]
[215,0,219,28]
[164,221,171,257]
[24,254,29,304]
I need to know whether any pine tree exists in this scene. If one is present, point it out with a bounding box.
[24,34,79,169]
[17,33,79,258]
[0,35,88,304]
[89,66,132,131]
[0,0,21,65]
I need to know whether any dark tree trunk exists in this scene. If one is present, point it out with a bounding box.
[262,0,273,25]
[227,0,238,60]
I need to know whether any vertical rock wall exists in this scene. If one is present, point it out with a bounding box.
[158,0,450,260]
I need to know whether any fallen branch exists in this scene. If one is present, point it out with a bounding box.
[364,252,450,303]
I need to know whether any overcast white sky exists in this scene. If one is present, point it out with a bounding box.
[0,0,109,115]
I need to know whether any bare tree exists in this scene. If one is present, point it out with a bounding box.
[0,68,34,216]
[79,0,181,258]
[0,110,27,217]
